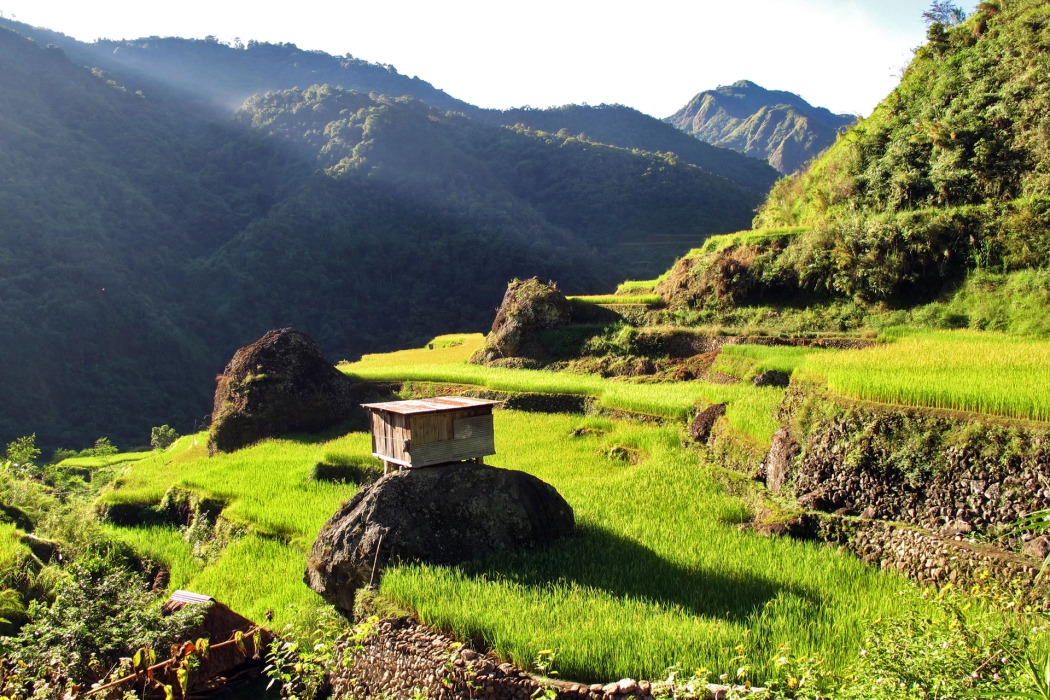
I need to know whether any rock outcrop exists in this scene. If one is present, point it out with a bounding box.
[752,370,790,387]
[689,403,726,443]
[470,278,572,364]
[306,462,575,612]
[208,328,353,453]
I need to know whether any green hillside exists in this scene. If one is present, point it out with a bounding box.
[0,27,762,450]
[0,18,779,196]
[667,80,856,174]
[0,18,475,118]
[662,1,1050,317]
[481,103,780,192]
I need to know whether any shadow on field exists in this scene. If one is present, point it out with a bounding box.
[461,523,818,622]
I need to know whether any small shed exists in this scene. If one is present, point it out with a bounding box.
[361,396,499,471]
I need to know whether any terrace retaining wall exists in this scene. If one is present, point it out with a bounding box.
[329,615,752,700]
[771,389,1050,545]
[788,513,1050,605]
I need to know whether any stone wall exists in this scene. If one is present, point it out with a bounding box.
[778,393,1050,545]
[801,514,1050,606]
[329,615,753,700]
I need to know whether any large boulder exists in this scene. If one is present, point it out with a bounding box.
[305,462,576,612]
[470,278,572,364]
[208,328,353,453]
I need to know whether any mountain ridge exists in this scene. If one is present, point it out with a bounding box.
[0,18,779,193]
[0,26,761,450]
[667,80,856,174]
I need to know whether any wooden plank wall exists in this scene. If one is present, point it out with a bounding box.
[371,410,411,463]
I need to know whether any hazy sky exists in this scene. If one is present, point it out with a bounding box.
[0,0,974,118]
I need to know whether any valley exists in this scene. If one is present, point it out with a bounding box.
[4,1,1050,699]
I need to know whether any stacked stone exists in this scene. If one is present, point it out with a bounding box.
[789,406,1050,544]
[815,515,1050,607]
[329,616,761,700]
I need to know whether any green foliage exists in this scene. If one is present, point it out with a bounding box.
[89,437,118,457]
[0,25,760,452]
[0,561,206,694]
[835,584,1038,700]
[264,606,347,700]
[742,0,1050,305]
[486,103,780,192]
[151,425,179,451]
[3,436,39,466]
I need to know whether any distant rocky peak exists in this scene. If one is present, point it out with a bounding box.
[666,79,856,174]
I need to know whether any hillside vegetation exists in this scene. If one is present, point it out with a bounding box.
[481,104,780,192]
[667,80,856,174]
[0,26,762,450]
[0,18,778,196]
[653,1,1050,326]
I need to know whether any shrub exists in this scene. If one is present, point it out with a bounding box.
[88,437,118,457]
[150,425,179,451]
[4,435,40,467]
[0,560,206,697]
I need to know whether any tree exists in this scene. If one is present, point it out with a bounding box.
[89,437,118,457]
[4,434,40,466]
[150,425,179,451]
[923,1,967,26]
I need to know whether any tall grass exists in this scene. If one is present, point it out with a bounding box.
[381,411,917,682]
[714,344,824,380]
[567,295,661,305]
[615,280,660,294]
[58,452,152,469]
[802,330,1050,421]
[101,525,203,590]
[188,534,325,629]
[0,523,25,569]
[352,334,484,367]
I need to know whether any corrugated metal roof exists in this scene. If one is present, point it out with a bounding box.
[169,590,215,605]
[361,396,501,415]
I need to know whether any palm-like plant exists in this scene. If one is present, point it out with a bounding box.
[0,588,24,626]
[981,652,1050,699]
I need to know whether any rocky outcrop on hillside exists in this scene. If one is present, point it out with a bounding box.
[666,80,855,174]
[208,328,353,453]
[305,462,575,612]
[470,278,572,364]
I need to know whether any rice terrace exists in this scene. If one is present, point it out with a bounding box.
[5,1,1050,699]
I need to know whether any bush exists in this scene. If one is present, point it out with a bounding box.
[4,435,40,467]
[150,425,179,451]
[0,560,206,698]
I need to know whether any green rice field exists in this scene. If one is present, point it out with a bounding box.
[801,330,1050,421]
[568,294,662,305]
[342,350,784,444]
[100,410,919,683]
[381,411,916,682]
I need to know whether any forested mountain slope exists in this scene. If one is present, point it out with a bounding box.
[0,18,475,117]
[0,28,760,450]
[664,0,1050,313]
[0,18,778,194]
[479,104,780,193]
[667,80,856,174]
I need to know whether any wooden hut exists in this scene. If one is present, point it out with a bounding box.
[361,396,499,471]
